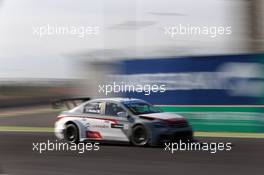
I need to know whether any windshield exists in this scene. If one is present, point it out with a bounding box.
[122,100,162,115]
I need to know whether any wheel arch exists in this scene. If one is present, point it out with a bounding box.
[132,123,145,129]
[64,120,86,141]
[130,123,151,146]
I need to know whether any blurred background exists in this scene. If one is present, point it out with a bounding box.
[0,0,263,133]
[0,1,264,175]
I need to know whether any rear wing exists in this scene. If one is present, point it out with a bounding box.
[51,97,91,109]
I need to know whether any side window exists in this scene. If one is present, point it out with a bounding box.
[105,102,125,117]
[83,102,103,114]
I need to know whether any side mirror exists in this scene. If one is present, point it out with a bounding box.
[117,111,128,118]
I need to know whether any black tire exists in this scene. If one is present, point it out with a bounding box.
[131,125,149,146]
[64,123,79,144]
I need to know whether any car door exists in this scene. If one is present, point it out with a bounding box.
[103,102,131,142]
[82,101,114,139]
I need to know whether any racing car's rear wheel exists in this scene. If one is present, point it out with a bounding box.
[64,123,79,144]
[131,125,149,146]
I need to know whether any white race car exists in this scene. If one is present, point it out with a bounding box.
[54,97,193,146]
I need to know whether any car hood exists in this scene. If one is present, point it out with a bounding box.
[139,112,184,120]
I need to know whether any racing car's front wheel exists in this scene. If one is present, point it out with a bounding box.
[131,125,149,146]
[64,123,79,144]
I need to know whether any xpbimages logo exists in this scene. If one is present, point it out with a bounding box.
[32,24,100,38]
[164,140,232,154]
[32,140,100,154]
[98,82,166,95]
[164,24,232,38]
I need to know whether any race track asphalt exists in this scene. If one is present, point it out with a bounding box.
[0,111,263,175]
